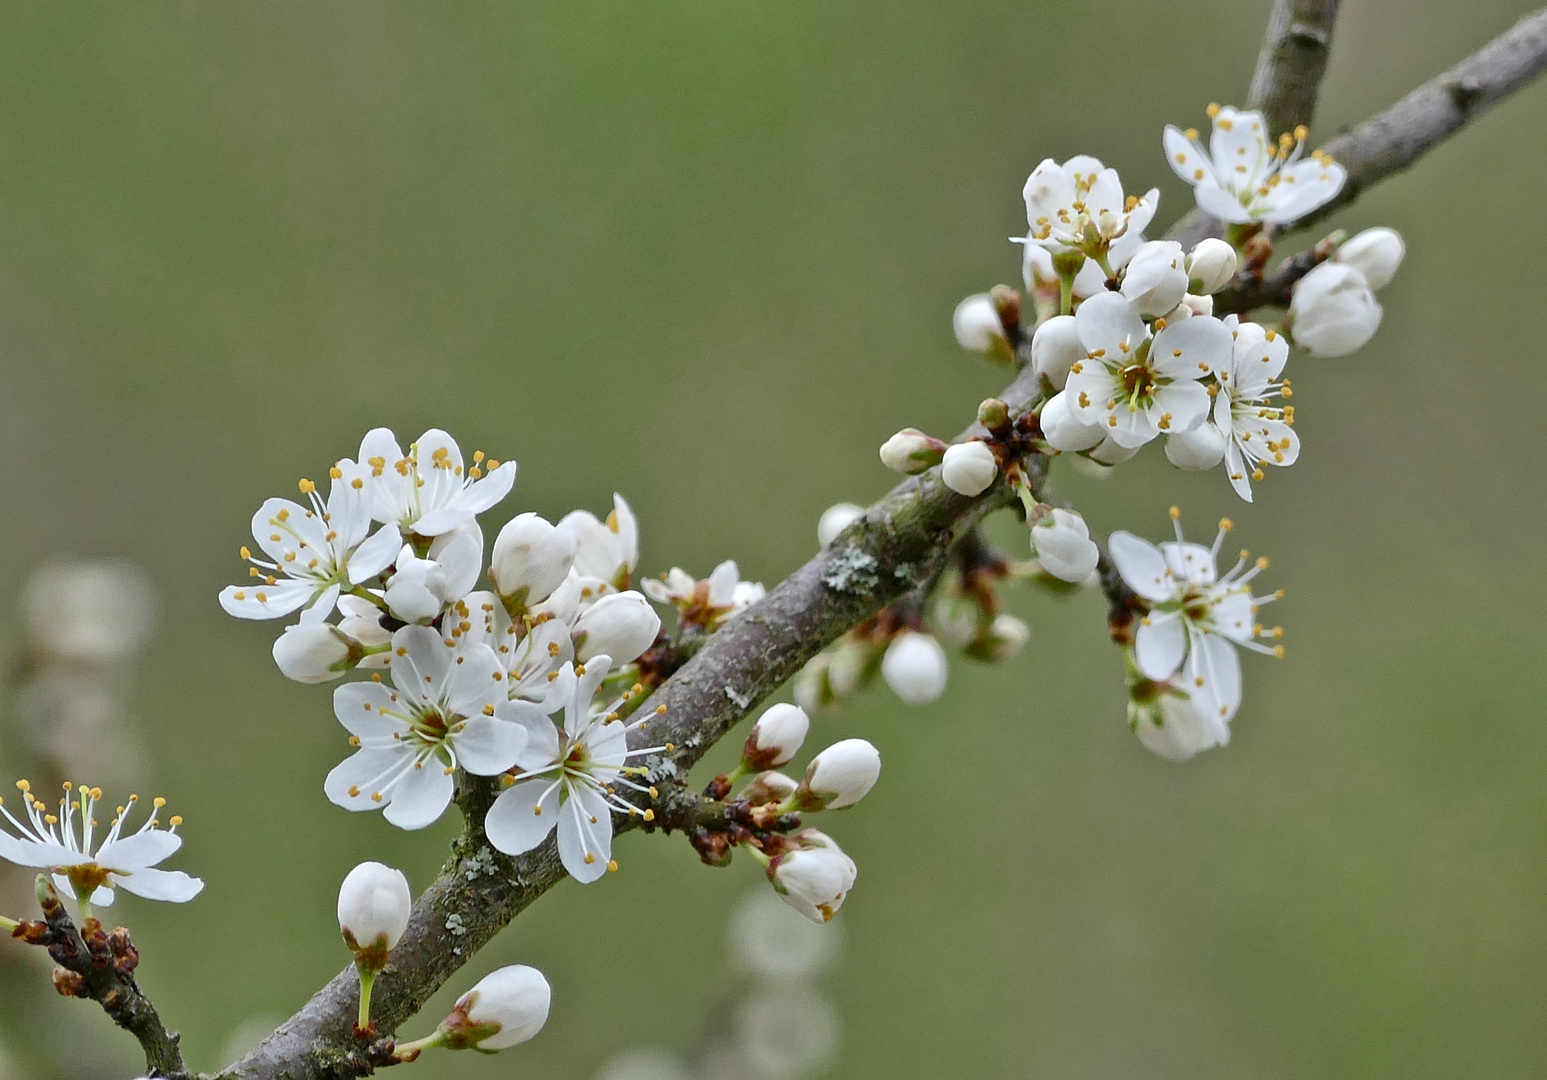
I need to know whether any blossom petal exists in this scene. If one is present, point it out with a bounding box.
[1152,315,1233,378]
[1192,181,1253,223]
[95,829,180,872]
[1074,292,1146,356]
[1108,532,1175,603]
[454,715,528,776]
[349,526,403,584]
[485,779,560,855]
[417,461,517,537]
[395,625,453,706]
[1260,161,1345,223]
[325,747,411,810]
[1135,616,1187,680]
[333,681,408,741]
[219,579,316,621]
[382,757,455,831]
[558,785,612,884]
[444,642,505,719]
[1164,125,1214,186]
[115,867,204,903]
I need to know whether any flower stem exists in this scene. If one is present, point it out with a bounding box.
[347,586,391,612]
[357,969,376,1032]
[0,915,18,932]
[1058,274,1074,317]
[79,899,93,924]
[392,1028,449,1062]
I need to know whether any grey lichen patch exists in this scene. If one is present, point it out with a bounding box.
[892,561,919,585]
[445,913,468,938]
[644,758,680,785]
[724,684,752,709]
[461,846,498,882]
[823,546,879,595]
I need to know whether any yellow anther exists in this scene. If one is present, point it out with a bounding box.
[643,809,655,822]
[169,815,183,827]
[584,853,596,865]
[1219,518,1233,531]
[329,466,343,480]
[607,860,619,873]
[153,797,167,808]
[1168,506,1181,519]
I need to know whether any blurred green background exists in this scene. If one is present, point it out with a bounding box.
[1,1,1545,1076]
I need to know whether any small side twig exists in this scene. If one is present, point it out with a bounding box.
[1246,0,1343,138]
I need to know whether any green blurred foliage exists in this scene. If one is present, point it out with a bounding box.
[0,1,1544,1077]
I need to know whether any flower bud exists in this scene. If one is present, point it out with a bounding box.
[338,861,411,972]
[880,630,947,705]
[940,442,998,497]
[1163,422,1227,470]
[796,738,881,810]
[816,503,864,547]
[951,294,1009,355]
[930,593,982,649]
[1177,292,1214,317]
[766,830,856,924]
[1030,507,1099,583]
[1129,683,1228,762]
[965,613,1030,663]
[1334,227,1404,290]
[572,591,661,665]
[272,622,353,684]
[976,397,1011,432]
[793,654,835,713]
[1038,390,1105,452]
[1087,435,1138,466]
[742,771,799,807]
[438,965,552,1051]
[1185,237,1237,294]
[1289,262,1383,357]
[489,513,576,610]
[1029,315,1083,390]
[878,428,947,475]
[825,638,875,698]
[742,703,810,771]
[1120,240,1189,317]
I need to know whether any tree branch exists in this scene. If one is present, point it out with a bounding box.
[1246,0,1342,138]
[222,366,1047,1080]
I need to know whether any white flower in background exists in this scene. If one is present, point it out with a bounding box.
[940,442,998,496]
[880,631,947,705]
[434,965,552,1052]
[1030,508,1100,582]
[816,503,864,547]
[0,781,203,906]
[483,658,668,883]
[24,561,157,664]
[558,494,639,595]
[1038,390,1106,452]
[1185,237,1238,294]
[353,427,516,538]
[730,890,841,981]
[978,614,1030,663]
[741,703,810,771]
[1164,105,1345,224]
[643,560,767,631]
[572,591,660,665]
[1029,315,1083,390]
[1289,261,1383,357]
[766,830,857,924]
[219,469,400,622]
[736,985,842,1080]
[1129,680,1227,762]
[381,523,484,624]
[1021,155,1158,268]
[1212,317,1299,500]
[1063,292,1226,448]
[951,294,1009,355]
[1109,511,1283,723]
[489,513,576,613]
[325,625,533,830]
[794,739,881,810]
[1120,240,1189,317]
[337,861,412,962]
[1334,226,1405,290]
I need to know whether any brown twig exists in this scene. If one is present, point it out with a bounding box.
[1246,0,1342,138]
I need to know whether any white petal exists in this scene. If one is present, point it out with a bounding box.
[333,681,408,741]
[114,867,204,903]
[1193,182,1253,223]
[95,830,180,872]
[557,786,612,883]
[1163,125,1213,186]
[325,747,410,810]
[349,526,403,584]
[1107,532,1175,603]
[1074,292,1147,356]
[395,624,453,705]
[382,756,455,830]
[485,779,560,855]
[1135,617,1187,680]
[219,579,315,620]
[453,715,528,776]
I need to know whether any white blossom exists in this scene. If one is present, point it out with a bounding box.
[219,468,400,622]
[880,631,947,705]
[766,830,857,924]
[816,503,864,547]
[1186,238,1238,294]
[741,703,810,771]
[352,428,516,538]
[272,619,354,684]
[1289,262,1383,357]
[1130,680,1227,762]
[1039,390,1106,452]
[1164,105,1344,224]
[1120,240,1189,317]
[0,781,202,906]
[337,861,412,961]
[796,739,881,810]
[439,965,551,1051]
[483,658,667,883]
[558,494,639,595]
[1063,292,1226,449]
[451,591,574,711]
[730,890,841,981]
[572,591,660,666]
[489,513,576,611]
[879,428,946,475]
[325,625,533,831]
[951,294,1009,355]
[1334,227,1405,290]
[1213,317,1299,500]
[1030,508,1100,582]
[642,560,766,630]
[940,442,998,496]
[1109,512,1283,724]
[24,561,156,664]
[381,524,484,624]
[1029,315,1083,390]
[1021,155,1158,269]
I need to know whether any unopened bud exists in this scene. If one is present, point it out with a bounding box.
[1334,227,1404,291]
[743,771,799,807]
[1164,422,1227,470]
[1120,240,1189,317]
[742,703,810,771]
[1129,681,1227,762]
[437,965,551,1051]
[272,622,354,684]
[572,591,660,665]
[940,442,998,497]
[1030,507,1099,583]
[1185,237,1237,294]
[1038,391,1104,452]
[1177,292,1213,317]
[1029,314,1082,390]
[976,398,1011,432]
[952,294,1009,355]
[988,284,1021,338]
[878,428,947,475]
[880,630,947,705]
[338,861,411,973]
[816,503,864,547]
[766,830,857,924]
[1289,262,1382,357]
[490,513,576,611]
[965,613,1030,663]
[795,739,881,810]
[793,653,836,712]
